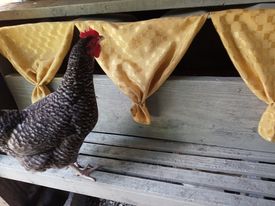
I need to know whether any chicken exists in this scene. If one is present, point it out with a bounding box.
[0,28,103,181]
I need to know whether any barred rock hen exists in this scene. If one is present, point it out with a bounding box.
[0,28,103,181]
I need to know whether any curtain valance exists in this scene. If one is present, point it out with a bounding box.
[75,16,207,124]
[1,10,275,142]
[212,9,275,142]
[0,15,207,124]
[0,22,74,103]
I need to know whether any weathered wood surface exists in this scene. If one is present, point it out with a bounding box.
[80,144,275,179]
[82,133,275,198]
[0,197,8,206]
[78,155,275,198]
[1,143,275,206]
[0,0,275,21]
[87,132,275,163]
[1,133,275,205]
[2,75,275,205]
[4,75,275,152]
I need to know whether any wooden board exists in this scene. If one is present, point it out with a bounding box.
[80,144,275,179]
[4,75,275,152]
[1,134,275,205]
[86,132,275,163]
[0,0,275,21]
[0,197,8,206]
[78,155,275,198]
[1,156,273,206]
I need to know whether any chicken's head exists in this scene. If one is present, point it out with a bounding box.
[80,28,103,58]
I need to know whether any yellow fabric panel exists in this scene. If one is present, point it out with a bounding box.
[76,15,207,124]
[0,22,74,103]
[211,9,275,142]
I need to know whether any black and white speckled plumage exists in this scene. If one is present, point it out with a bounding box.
[0,37,98,171]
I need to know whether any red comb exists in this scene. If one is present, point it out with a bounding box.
[79,28,99,38]
[79,28,102,58]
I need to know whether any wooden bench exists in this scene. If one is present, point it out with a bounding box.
[0,74,275,206]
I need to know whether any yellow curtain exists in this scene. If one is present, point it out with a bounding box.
[211,9,275,142]
[76,15,207,124]
[0,22,74,103]
[0,17,206,124]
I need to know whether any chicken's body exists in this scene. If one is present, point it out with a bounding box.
[0,36,98,173]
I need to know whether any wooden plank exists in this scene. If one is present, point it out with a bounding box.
[4,75,36,109]
[4,75,275,152]
[80,143,275,179]
[78,155,275,198]
[93,76,275,152]
[0,0,275,21]
[86,132,275,163]
[0,197,8,206]
[0,154,274,206]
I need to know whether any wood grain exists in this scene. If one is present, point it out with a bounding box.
[0,154,274,206]
[0,0,275,20]
[78,155,275,198]
[80,143,275,179]
[0,197,8,206]
[4,75,275,152]
[86,132,275,163]
[2,73,275,205]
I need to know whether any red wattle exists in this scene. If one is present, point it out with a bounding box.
[92,44,101,58]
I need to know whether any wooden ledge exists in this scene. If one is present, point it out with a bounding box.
[0,0,275,21]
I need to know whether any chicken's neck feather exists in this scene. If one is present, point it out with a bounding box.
[57,39,95,95]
